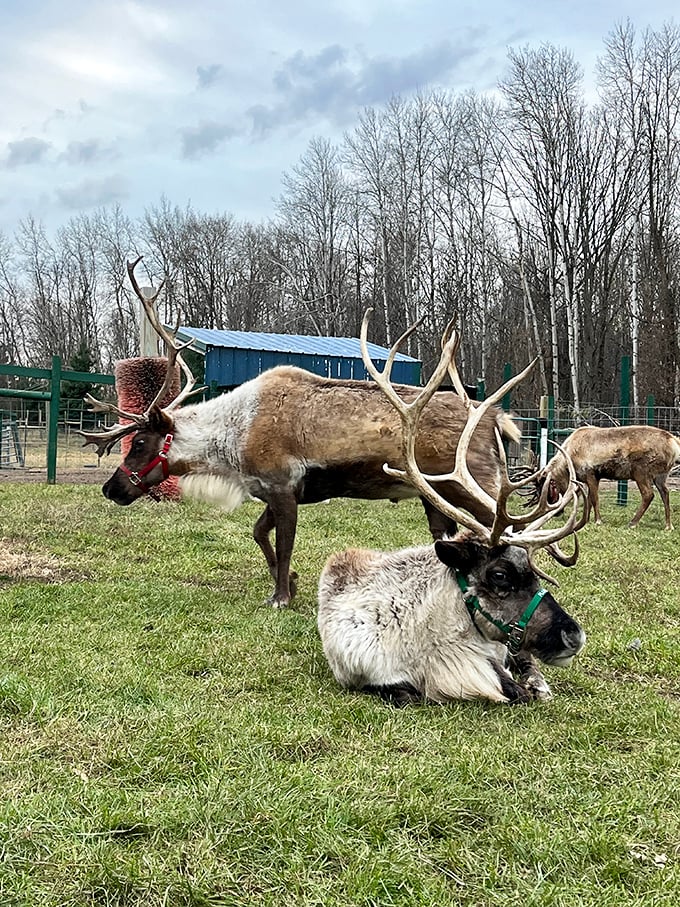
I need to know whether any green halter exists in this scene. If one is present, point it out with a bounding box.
[455,571,548,656]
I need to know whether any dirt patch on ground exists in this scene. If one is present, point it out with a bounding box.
[0,539,66,581]
[0,466,110,485]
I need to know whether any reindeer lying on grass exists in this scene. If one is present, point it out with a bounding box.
[318,328,587,705]
[542,425,680,530]
[82,258,535,608]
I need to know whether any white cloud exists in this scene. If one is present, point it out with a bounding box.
[55,174,130,209]
[4,137,52,168]
[0,0,678,235]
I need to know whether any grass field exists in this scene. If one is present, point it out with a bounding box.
[0,483,679,907]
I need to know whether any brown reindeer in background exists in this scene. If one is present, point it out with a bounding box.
[543,425,680,529]
[82,258,573,606]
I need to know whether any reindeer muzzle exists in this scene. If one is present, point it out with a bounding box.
[103,433,174,503]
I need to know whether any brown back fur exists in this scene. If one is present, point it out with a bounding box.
[244,367,518,516]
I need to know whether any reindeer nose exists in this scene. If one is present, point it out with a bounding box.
[561,626,586,656]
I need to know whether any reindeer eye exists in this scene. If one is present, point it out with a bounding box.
[488,568,511,591]
[132,437,145,452]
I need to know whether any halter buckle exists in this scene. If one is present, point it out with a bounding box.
[505,622,525,655]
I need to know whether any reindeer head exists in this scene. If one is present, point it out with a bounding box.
[359,310,588,585]
[80,257,202,504]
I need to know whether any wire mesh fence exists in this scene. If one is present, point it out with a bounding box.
[0,398,119,472]
[1,393,679,479]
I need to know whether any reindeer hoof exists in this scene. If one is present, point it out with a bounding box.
[267,595,290,609]
[517,672,553,701]
[289,572,298,598]
[529,683,553,702]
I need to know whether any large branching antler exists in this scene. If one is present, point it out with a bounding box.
[80,256,203,457]
[360,308,587,584]
[125,257,199,412]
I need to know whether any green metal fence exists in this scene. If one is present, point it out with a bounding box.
[0,358,114,483]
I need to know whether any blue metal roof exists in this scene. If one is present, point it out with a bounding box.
[174,326,422,388]
[175,326,419,362]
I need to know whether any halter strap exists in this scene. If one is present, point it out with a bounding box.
[120,433,173,494]
[455,570,548,655]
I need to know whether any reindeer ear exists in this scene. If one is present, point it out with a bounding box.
[434,538,483,573]
[147,404,174,435]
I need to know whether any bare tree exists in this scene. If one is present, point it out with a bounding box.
[0,231,27,366]
[275,137,353,335]
[500,44,586,407]
[600,21,680,405]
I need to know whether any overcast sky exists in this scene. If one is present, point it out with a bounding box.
[1,0,677,237]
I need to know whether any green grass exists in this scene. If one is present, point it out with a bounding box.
[0,483,679,906]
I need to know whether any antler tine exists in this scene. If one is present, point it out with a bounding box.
[360,309,457,420]
[360,308,489,537]
[512,439,583,536]
[80,421,140,458]
[416,355,540,519]
[81,393,147,425]
[511,484,588,585]
[492,438,589,583]
[79,392,144,456]
[127,256,171,348]
[487,428,575,543]
[441,318,467,402]
[127,256,201,413]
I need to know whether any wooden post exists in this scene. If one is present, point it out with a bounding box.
[617,356,631,507]
[139,287,161,357]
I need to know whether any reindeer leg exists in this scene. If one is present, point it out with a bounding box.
[584,474,601,524]
[653,474,673,530]
[489,661,534,704]
[509,652,553,701]
[421,497,457,540]
[253,503,299,605]
[629,477,655,528]
[253,505,278,580]
[264,492,299,609]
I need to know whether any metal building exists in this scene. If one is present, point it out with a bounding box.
[174,327,422,390]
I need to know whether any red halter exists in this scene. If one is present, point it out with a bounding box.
[120,433,173,494]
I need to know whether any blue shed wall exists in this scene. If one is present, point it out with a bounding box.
[205,348,421,387]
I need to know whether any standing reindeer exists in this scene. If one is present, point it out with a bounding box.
[318,330,587,705]
[83,258,550,607]
[542,425,680,529]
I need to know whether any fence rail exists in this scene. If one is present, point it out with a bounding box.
[2,356,679,483]
[0,358,114,480]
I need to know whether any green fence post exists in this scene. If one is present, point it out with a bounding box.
[617,355,631,507]
[646,394,655,425]
[476,378,485,402]
[47,355,62,484]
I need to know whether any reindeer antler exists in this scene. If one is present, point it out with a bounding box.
[360,309,587,584]
[80,256,203,456]
[125,257,199,412]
